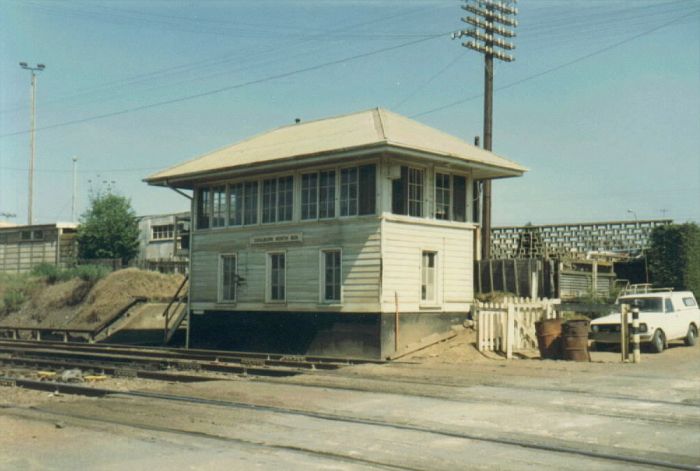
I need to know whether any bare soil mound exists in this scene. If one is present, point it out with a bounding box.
[0,268,185,331]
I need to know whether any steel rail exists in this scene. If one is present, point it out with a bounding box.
[0,349,305,378]
[3,407,420,471]
[0,338,385,367]
[2,376,697,471]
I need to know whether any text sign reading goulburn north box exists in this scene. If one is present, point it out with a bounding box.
[250,233,303,245]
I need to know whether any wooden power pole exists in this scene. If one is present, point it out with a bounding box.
[453,0,517,260]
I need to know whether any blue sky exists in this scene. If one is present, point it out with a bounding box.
[1,0,698,226]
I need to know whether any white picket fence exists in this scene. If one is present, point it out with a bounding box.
[476,297,561,359]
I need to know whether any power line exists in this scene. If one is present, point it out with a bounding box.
[0,34,445,138]
[411,7,700,118]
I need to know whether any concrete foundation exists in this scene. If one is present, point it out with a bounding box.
[190,310,468,359]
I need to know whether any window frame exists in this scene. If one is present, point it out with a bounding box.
[218,253,238,303]
[420,250,439,306]
[319,248,342,304]
[266,251,287,303]
[151,224,175,241]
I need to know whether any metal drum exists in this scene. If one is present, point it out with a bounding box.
[535,318,563,360]
[563,319,591,362]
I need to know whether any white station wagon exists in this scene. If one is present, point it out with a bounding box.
[590,290,700,353]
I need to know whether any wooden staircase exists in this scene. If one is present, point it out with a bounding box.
[163,274,189,345]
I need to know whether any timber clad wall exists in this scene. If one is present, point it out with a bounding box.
[190,218,381,312]
[381,218,474,313]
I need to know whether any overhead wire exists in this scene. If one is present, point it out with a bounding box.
[411,7,700,118]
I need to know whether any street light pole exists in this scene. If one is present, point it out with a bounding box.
[453,1,517,260]
[19,62,46,226]
[72,156,78,222]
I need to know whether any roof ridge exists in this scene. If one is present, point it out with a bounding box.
[374,107,387,141]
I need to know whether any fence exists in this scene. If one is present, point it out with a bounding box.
[476,297,561,359]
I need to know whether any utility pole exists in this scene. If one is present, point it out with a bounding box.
[453,1,517,260]
[72,156,78,222]
[19,62,46,226]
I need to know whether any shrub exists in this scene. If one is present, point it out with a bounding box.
[31,263,72,284]
[2,288,26,314]
[72,264,111,283]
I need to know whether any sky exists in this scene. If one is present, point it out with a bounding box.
[1,0,699,227]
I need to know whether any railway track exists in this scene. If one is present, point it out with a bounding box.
[2,375,696,470]
[0,338,385,382]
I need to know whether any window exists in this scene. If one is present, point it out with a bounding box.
[262,176,293,223]
[244,181,258,225]
[196,188,211,229]
[421,251,437,303]
[152,224,175,240]
[453,175,467,222]
[212,186,226,227]
[435,173,450,220]
[358,164,376,215]
[20,231,32,241]
[278,176,293,221]
[392,166,423,217]
[408,168,424,217]
[301,173,318,220]
[340,167,358,216]
[319,170,336,218]
[268,253,286,301]
[683,297,697,307]
[322,250,341,302]
[665,298,674,313]
[228,183,243,226]
[219,254,237,302]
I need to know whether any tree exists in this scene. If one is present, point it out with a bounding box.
[647,223,700,295]
[77,191,140,264]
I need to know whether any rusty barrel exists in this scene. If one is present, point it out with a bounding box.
[562,319,591,362]
[535,318,563,360]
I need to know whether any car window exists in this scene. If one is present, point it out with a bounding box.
[619,297,663,312]
[665,299,674,313]
[683,297,697,307]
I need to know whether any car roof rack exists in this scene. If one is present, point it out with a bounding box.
[620,283,674,296]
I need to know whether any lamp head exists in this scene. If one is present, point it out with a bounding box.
[37,64,45,70]
[19,62,28,68]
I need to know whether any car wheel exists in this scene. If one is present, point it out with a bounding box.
[651,329,665,354]
[685,324,698,347]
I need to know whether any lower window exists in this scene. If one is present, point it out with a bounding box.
[421,251,437,303]
[321,250,341,302]
[219,254,237,302]
[268,253,286,302]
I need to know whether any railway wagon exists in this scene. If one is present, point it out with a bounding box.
[146,108,526,358]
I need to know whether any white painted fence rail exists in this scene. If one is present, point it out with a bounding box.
[476,297,561,359]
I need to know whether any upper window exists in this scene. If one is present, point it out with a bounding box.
[319,170,336,218]
[262,176,293,223]
[322,249,342,302]
[340,168,358,216]
[392,166,423,217]
[152,224,175,240]
[683,297,697,307]
[301,173,318,220]
[219,254,237,302]
[196,188,210,229]
[435,173,450,220]
[212,186,226,227]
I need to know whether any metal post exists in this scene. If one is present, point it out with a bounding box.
[19,62,45,225]
[28,71,36,225]
[620,304,629,362]
[71,156,78,222]
[631,307,641,363]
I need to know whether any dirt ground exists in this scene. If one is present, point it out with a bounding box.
[2,334,699,470]
[0,269,184,331]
